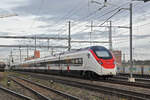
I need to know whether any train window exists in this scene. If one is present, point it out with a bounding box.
[66,59,71,64]
[75,59,78,64]
[34,63,37,67]
[95,51,110,57]
[36,63,40,67]
[64,60,67,64]
[78,58,83,64]
[39,62,47,67]
[48,61,51,64]
[74,59,76,64]
[95,50,112,59]
[76,58,80,64]
[70,59,73,64]
[63,60,66,64]
[59,60,63,64]
[51,61,56,64]
[71,59,75,64]
[47,58,83,66]
[30,63,34,67]
[56,61,60,65]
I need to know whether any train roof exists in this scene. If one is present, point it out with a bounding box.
[60,46,107,55]
[72,46,107,51]
[89,46,108,50]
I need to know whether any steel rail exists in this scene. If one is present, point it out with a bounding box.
[0,85,33,100]
[113,75,150,83]
[9,76,52,100]
[11,75,80,100]
[101,79,150,89]
[20,72,150,100]
[118,73,150,79]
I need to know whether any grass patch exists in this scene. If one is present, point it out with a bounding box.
[0,72,15,87]
[0,72,9,86]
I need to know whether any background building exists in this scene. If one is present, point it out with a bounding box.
[112,51,122,66]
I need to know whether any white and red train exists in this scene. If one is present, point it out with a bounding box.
[11,46,117,78]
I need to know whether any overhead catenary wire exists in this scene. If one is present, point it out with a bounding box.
[61,1,129,34]
[95,2,142,28]
[67,5,120,32]
[69,2,131,35]
[65,2,139,38]
[73,11,121,35]
[60,8,102,34]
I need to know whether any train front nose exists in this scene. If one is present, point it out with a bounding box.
[100,59,115,69]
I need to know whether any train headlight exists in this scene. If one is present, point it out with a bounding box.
[98,60,103,64]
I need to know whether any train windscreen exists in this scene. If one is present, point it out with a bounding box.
[91,46,112,59]
[95,51,110,57]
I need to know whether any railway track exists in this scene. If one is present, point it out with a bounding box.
[113,75,150,83]
[15,72,150,100]
[100,78,150,89]
[118,73,150,79]
[0,84,33,100]
[9,75,80,100]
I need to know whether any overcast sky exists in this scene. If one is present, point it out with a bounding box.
[0,0,150,62]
